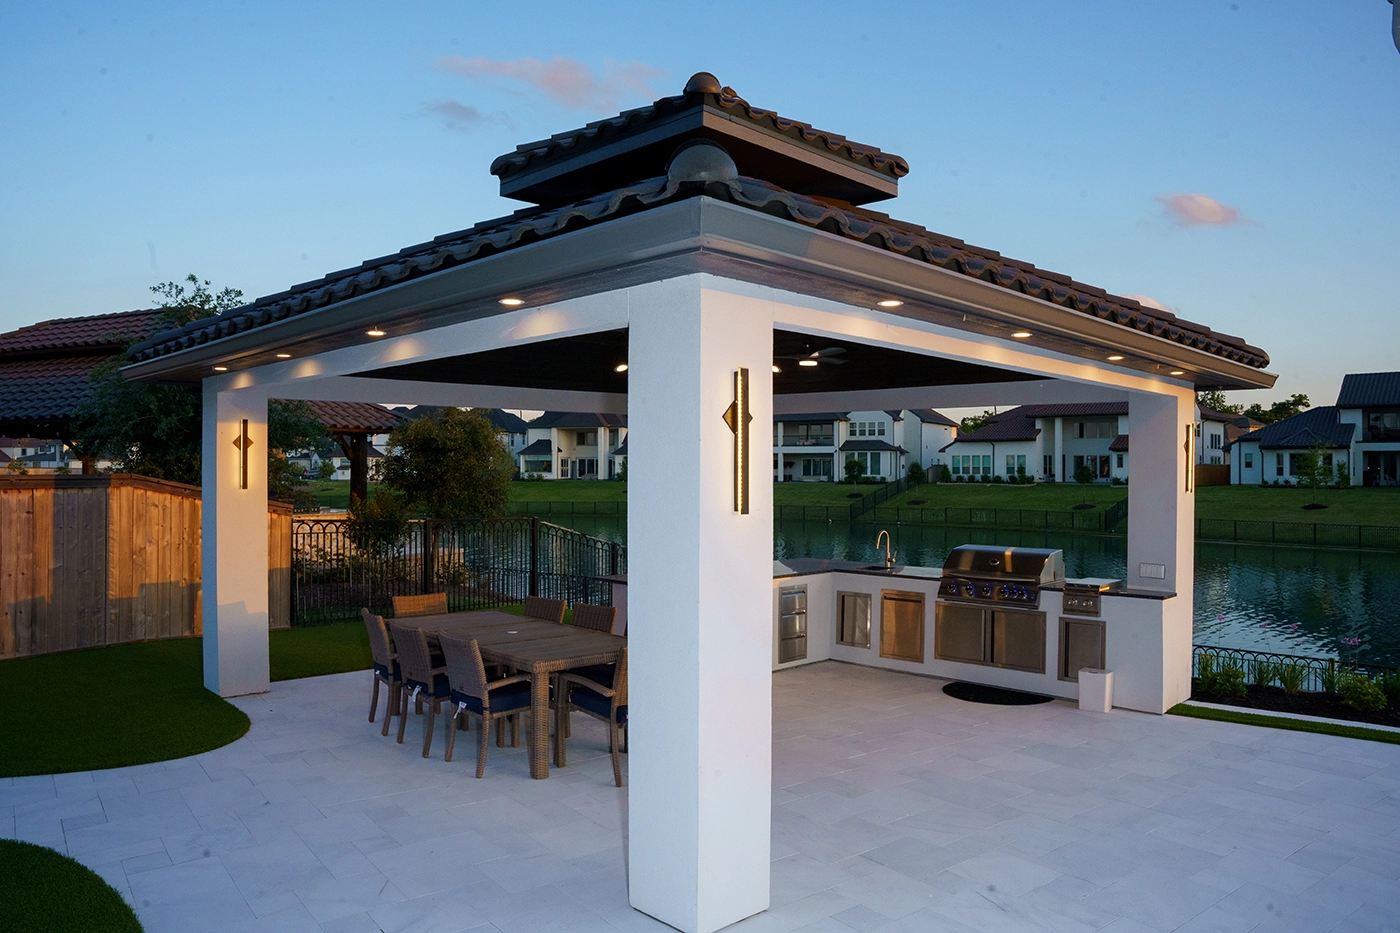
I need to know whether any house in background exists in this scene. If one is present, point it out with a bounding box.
[1337,371,1400,487]
[1198,406,1264,466]
[479,409,531,455]
[774,409,957,482]
[941,402,1129,482]
[517,412,628,479]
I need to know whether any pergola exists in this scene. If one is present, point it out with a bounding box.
[124,73,1274,933]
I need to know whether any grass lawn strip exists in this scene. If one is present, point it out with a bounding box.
[270,622,372,681]
[0,640,249,778]
[0,839,145,932]
[1169,701,1400,745]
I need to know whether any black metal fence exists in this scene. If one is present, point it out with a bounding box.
[1192,644,1397,693]
[1195,518,1400,551]
[848,477,918,521]
[506,500,627,517]
[775,503,1119,532]
[291,517,625,626]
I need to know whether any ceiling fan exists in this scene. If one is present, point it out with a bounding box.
[775,341,847,368]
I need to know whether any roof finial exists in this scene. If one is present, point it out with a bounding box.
[684,72,722,94]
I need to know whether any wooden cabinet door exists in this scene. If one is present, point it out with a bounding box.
[879,590,925,663]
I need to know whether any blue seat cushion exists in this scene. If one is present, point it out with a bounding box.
[373,660,401,681]
[568,685,626,725]
[450,681,532,716]
[566,663,615,686]
[403,673,450,699]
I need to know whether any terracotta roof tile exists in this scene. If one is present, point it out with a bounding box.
[0,309,163,355]
[304,401,401,434]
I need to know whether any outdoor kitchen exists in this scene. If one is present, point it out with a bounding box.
[770,540,1185,714]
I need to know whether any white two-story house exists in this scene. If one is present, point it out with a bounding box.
[773,409,957,482]
[517,412,628,480]
[941,402,1130,483]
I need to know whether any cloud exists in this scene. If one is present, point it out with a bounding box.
[437,56,663,111]
[425,99,512,131]
[1122,294,1176,314]
[1156,193,1244,227]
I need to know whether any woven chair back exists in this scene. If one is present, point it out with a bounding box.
[439,635,489,700]
[393,592,448,618]
[613,645,628,707]
[570,603,615,634]
[523,596,566,624]
[388,621,435,686]
[361,608,395,669]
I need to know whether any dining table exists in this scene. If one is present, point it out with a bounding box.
[394,609,625,779]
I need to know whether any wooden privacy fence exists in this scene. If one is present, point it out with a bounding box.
[0,475,291,660]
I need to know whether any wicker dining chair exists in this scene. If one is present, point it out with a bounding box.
[393,592,448,618]
[439,635,533,778]
[361,609,400,737]
[554,645,628,786]
[570,603,616,634]
[522,595,566,624]
[388,621,452,757]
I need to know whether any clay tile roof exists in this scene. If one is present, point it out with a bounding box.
[303,401,401,434]
[1108,434,1130,452]
[988,402,1130,421]
[945,418,1042,446]
[1336,371,1400,408]
[0,309,163,356]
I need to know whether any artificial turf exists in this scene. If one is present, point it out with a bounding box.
[0,839,144,932]
[1168,702,1400,745]
[0,639,250,779]
[269,622,372,681]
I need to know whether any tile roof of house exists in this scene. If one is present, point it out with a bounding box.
[1108,434,1130,452]
[304,401,401,434]
[839,439,907,453]
[528,412,627,429]
[988,401,1130,421]
[943,419,1042,448]
[774,412,847,423]
[907,408,958,427]
[614,436,627,456]
[125,83,1270,375]
[0,309,163,355]
[1336,371,1400,408]
[518,438,554,457]
[479,409,530,433]
[1231,406,1356,450]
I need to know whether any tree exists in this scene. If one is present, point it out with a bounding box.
[376,408,514,518]
[150,274,245,328]
[1074,462,1096,484]
[906,461,926,484]
[1297,440,1332,502]
[844,457,866,485]
[1196,390,1242,415]
[1242,393,1311,425]
[959,409,997,433]
[266,402,325,501]
[316,459,337,480]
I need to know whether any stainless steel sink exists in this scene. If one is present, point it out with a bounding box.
[858,565,902,574]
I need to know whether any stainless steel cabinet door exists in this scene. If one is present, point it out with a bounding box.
[837,592,871,648]
[991,610,1046,673]
[880,591,925,663]
[934,603,989,664]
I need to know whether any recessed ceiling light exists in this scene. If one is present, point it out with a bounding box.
[1011,331,1032,339]
[614,363,628,373]
[275,353,292,359]
[1170,370,1186,376]
[876,299,903,308]
[366,328,386,337]
[213,365,228,372]
[499,297,524,306]
[772,364,781,373]
[798,359,819,367]
[1107,354,1124,361]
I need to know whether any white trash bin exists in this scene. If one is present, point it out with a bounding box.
[1078,668,1113,712]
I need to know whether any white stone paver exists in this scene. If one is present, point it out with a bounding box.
[3,662,1399,932]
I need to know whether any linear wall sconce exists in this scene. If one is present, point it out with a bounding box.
[722,367,753,514]
[234,419,254,490]
[1183,424,1194,493]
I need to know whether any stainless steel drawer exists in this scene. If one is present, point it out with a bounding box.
[779,612,806,639]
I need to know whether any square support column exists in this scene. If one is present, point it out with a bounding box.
[201,380,271,697]
[1125,389,1195,711]
[627,276,774,933]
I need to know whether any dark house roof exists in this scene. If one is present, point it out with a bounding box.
[987,402,1129,422]
[774,412,846,423]
[1231,406,1355,450]
[304,401,401,434]
[0,309,165,437]
[614,437,627,456]
[1108,434,1130,452]
[518,438,554,457]
[943,419,1042,449]
[479,409,530,433]
[529,412,627,429]
[490,72,908,207]
[125,75,1270,375]
[1336,372,1400,408]
[839,439,906,453]
[907,408,958,427]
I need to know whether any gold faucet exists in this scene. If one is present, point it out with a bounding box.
[876,530,896,571]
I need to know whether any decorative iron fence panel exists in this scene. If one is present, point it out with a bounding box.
[1195,518,1400,551]
[507,500,627,517]
[291,517,624,626]
[1192,644,1397,694]
[849,477,916,521]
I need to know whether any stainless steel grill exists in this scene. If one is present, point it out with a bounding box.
[937,545,1065,609]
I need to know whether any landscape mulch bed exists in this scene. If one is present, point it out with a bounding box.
[1192,681,1400,728]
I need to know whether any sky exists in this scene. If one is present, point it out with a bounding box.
[2,0,1397,411]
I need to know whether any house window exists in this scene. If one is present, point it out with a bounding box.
[523,458,551,473]
[559,459,571,478]
[951,455,963,476]
[1043,454,1054,478]
[1275,453,1284,477]
[1195,423,1201,437]
[576,431,597,446]
[801,458,833,478]
[1244,452,1253,469]
[1116,454,1124,469]
[784,423,834,446]
[1210,434,1222,450]
[576,458,598,478]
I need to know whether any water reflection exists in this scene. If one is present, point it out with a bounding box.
[561,516,1400,667]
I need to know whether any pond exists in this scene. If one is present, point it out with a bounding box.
[556,516,1400,669]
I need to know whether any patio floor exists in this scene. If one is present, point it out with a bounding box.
[4,662,1399,933]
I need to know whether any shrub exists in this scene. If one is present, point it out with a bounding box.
[1339,673,1387,712]
[1248,659,1277,688]
[1380,672,1400,708]
[906,461,926,484]
[1276,661,1307,695]
[1110,476,1125,486]
[991,474,1004,484]
[1197,653,1247,700]
[1319,660,1342,694]
[1074,463,1096,484]
[938,464,952,483]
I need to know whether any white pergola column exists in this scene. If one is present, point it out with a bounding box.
[627,275,774,933]
[1126,389,1195,711]
[201,379,270,697]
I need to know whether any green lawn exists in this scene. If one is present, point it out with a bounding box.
[270,623,373,681]
[0,840,144,933]
[0,640,250,778]
[1194,485,1400,527]
[510,480,628,502]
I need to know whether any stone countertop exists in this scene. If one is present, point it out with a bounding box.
[772,559,942,581]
